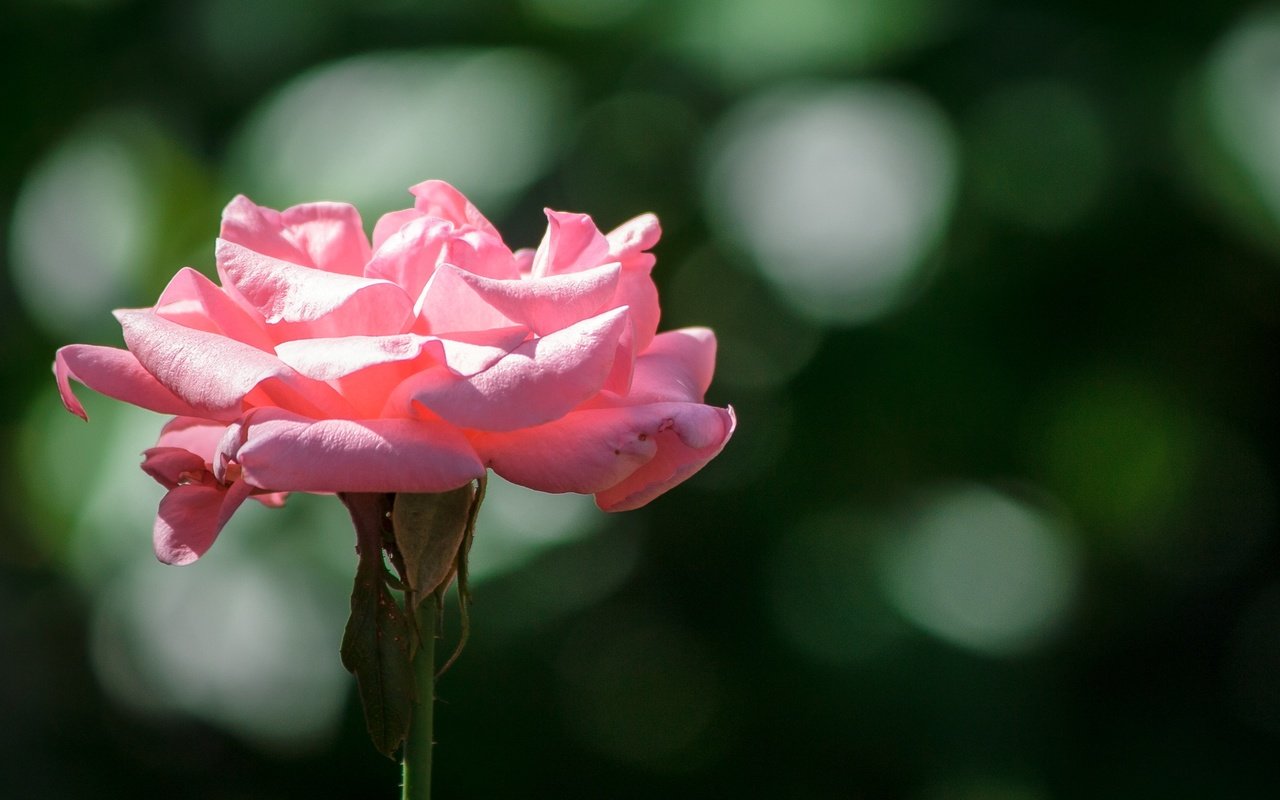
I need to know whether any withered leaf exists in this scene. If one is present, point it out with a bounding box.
[340,546,415,759]
[392,486,475,607]
[338,493,415,759]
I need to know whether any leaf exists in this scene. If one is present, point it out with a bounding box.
[392,485,475,606]
[438,474,486,677]
[338,493,415,759]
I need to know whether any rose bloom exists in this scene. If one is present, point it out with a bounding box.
[55,181,734,565]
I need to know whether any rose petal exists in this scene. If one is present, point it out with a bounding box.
[55,344,209,421]
[530,210,611,277]
[254,492,289,508]
[420,262,621,337]
[371,207,422,252]
[220,195,371,276]
[416,263,520,335]
[472,402,733,499]
[141,446,208,489]
[154,416,229,461]
[153,267,274,350]
[606,212,661,261]
[153,478,253,565]
[274,334,447,381]
[400,306,630,430]
[595,404,736,511]
[221,408,484,493]
[614,266,660,352]
[369,217,520,307]
[365,216,455,303]
[513,247,535,276]
[216,239,413,339]
[409,179,502,237]
[627,328,718,403]
[433,327,531,376]
[439,230,520,280]
[116,309,352,419]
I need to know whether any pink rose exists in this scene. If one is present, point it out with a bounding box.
[54,180,735,565]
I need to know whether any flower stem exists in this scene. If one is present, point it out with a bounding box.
[402,592,436,800]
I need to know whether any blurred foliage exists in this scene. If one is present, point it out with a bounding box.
[4,0,1280,797]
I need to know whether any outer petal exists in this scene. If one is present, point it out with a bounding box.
[154,416,228,461]
[141,447,207,489]
[399,307,630,431]
[606,213,661,261]
[55,344,208,421]
[116,309,352,419]
[530,210,611,277]
[471,402,734,499]
[420,262,621,337]
[220,195,371,276]
[614,267,660,353]
[627,328,717,403]
[594,405,736,511]
[220,408,484,493]
[216,239,414,339]
[153,478,253,565]
[153,267,274,351]
[604,213,661,349]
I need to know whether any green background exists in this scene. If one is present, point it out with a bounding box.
[4,0,1280,797]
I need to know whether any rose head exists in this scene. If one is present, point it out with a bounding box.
[54,180,734,566]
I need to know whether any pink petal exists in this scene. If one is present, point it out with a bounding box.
[216,239,414,340]
[602,319,636,396]
[472,402,734,498]
[422,262,621,336]
[365,216,455,303]
[220,195,372,276]
[603,214,662,349]
[399,307,630,430]
[153,478,253,565]
[595,404,736,511]
[433,327,531,376]
[141,446,208,489]
[409,180,502,237]
[253,492,289,508]
[417,263,520,335]
[436,229,519,279]
[154,416,229,461]
[371,207,423,252]
[275,334,446,418]
[271,330,530,417]
[513,247,536,276]
[116,309,353,419]
[606,213,661,261]
[274,334,446,381]
[530,210,611,277]
[615,266,661,353]
[54,344,209,421]
[220,408,484,493]
[153,267,275,351]
[367,217,519,306]
[628,328,718,403]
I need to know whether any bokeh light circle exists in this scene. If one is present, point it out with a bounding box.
[704,82,958,325]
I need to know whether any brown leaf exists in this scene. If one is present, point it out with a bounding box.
[392,486,475,607]
[338,492,415,759]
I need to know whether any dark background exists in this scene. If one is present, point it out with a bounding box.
[4,0,1280,797]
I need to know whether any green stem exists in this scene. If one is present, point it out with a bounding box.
[402,593,436,800]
